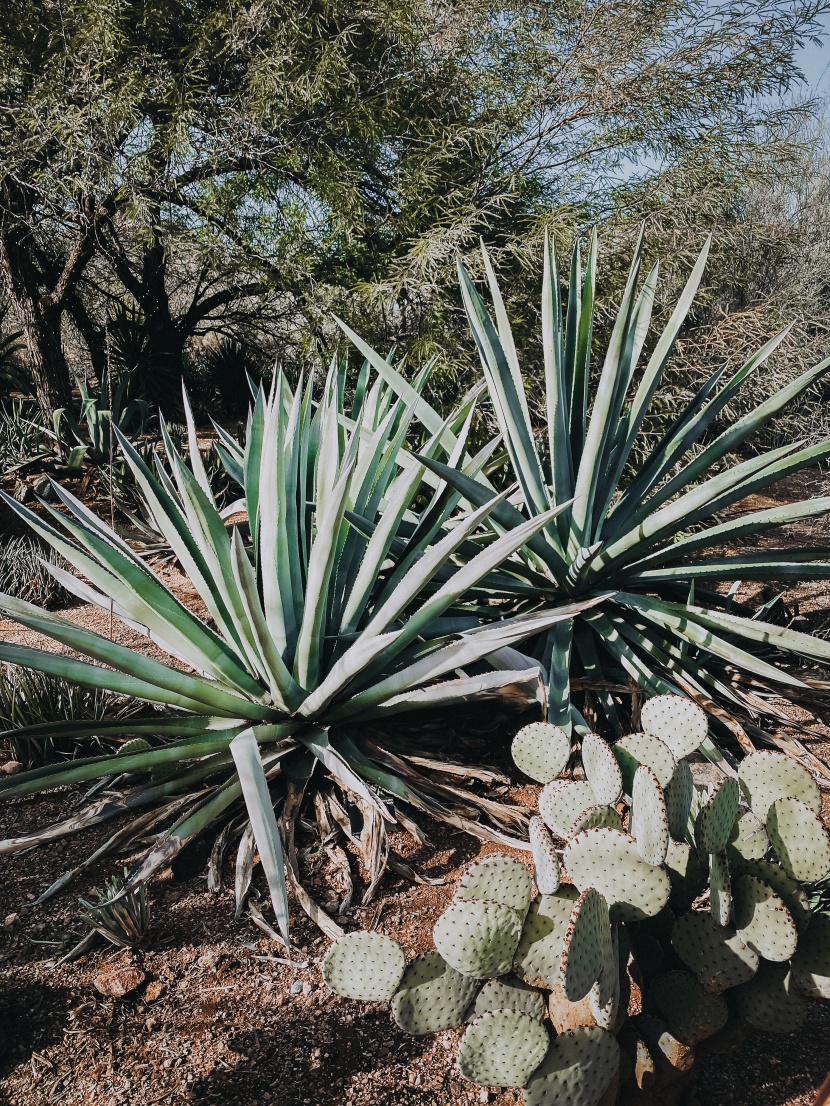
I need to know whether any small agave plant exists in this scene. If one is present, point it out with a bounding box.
[78,869,149,948]
[339,233,830,740]
[323,695,830,1105]
[0,361,600,943]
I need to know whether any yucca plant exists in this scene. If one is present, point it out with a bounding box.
[361,234,830,744]
[0,363,600,943]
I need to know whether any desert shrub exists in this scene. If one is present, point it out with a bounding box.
[0,536,67,607]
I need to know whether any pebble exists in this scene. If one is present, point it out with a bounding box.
[3,913,20,930]
[290,981,303,994]
[93,967,146,998]
[0,761,23,775]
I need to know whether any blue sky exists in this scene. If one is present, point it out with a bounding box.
[797,13,830,100]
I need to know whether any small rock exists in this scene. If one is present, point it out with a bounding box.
[290,980,303,994]
[144,981,166,1003]
[197,949,219,969]
[4,913,20,930]
[301,981,311,996]
[94,967,146,998]
[0,761,23,775]
[12,478,32,503]
[479,1092,490,1104]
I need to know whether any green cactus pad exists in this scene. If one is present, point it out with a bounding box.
[710,851,732,927]
[651,970,728,1046]
[457,855,533,916]
[118,738,152,755]
[391,951,478,1034]
[529,816,561,895]
[512,722,571,783]
[766,797,830,883]
[695,777,740,854]
[322,931,405,1001]
[581,731,622,806]
[434,899,524,978]
[671,912,758,992]
[733,874,797,962]
[791,912,830,1000]
[738,750,821,821]
[665,840,706,911]
[514,888,580,988]
[664,759,694,841]
[523,1026,620,1106]
[458,1009,549,1087]
[734,961,806,1034]
[726,809,769,864]
[539,781,598,838]
[563,828,671,923]
[567,805,625,839]
[612,732,677,794]
[560,888,609,1002]
[589,922,621,1032]
[640,694,708,759]
[472,975,546,1021]
[630,765,670,865]
[738,859,811,932]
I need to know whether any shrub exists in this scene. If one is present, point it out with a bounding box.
[323,695,830,1105]
[0,536,67,608]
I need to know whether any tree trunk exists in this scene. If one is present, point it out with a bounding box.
[0,235,73,424]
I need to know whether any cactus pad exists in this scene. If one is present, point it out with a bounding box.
[118,738,152,755]
[529,816,560,894]
[630,765,670,865]
[613,732,676,793]
[539,780,597,838]
[671,912,758,992]
[640,694,707,759]
[733,874,797,962]
[560,888,609,1002]
[709,851,732,927]
[738,750,821,820]
[695,777,740,854]
[665,839,705,911]
[472,975,546,1021]
[434,899,523,978]
[734,962,806,1034]
[391,951,478,1034]
[457,855,533,916]
[322,931,405,1001]
[514,888,579,988]
[590,922,621,1032]
[726,809,769,864]
[651,970,728,1046]
[664,758,694,841]
[523,1026,620,1106]
[791,912,830,1000]
[766,797,830,883]
[582,731,622,805]
[738,859,811,932]
[458,1009,549,1087]
[512,722,571,783]
[563,828,671,923]
[567,805,625,838]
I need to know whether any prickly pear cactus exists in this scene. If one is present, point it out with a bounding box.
[321,694,830,1105]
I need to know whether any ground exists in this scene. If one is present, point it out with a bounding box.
[2,473,830,1106]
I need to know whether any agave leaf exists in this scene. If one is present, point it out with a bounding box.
[230,728,290,945]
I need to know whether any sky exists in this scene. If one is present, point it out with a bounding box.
[798,13,830,102]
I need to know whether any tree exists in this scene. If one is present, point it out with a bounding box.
[0,0,828,425]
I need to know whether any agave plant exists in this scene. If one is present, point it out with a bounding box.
[0,363,601,942]
[361,233,830,745]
